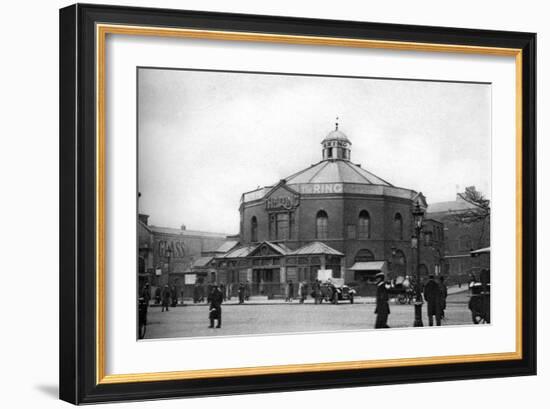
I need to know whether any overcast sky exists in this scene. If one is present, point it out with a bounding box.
[138,68,491,234]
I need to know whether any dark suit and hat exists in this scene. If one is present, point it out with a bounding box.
[423,275,442,326]
[208,285,224,328]
[374,272,390,329]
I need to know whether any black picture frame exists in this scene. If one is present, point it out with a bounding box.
[59,3,536,404]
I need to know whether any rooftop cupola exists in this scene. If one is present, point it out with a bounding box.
[322,117,352,161]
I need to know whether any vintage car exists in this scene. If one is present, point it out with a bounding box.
[468,269,491,324]
[138,296,148,339]
[319,278,356,304]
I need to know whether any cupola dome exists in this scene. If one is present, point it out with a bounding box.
[321,118,352,161]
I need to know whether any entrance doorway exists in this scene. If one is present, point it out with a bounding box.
[253,268,281,297]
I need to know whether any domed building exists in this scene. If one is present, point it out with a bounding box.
[213,122,444,296]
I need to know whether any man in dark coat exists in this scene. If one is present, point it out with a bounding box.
[140,283,151,306]
[423,275,442,326]
[288,280,294,302]
[208,285,224,328]
[170,284,178,307]
[313,279,322,304]
[374,272,390,328]
[161,285,171,312]
[238,282,245,304]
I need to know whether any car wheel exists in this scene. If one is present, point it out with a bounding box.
[471,311,483,324]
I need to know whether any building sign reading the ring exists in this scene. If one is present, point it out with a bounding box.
[299,183,344,194]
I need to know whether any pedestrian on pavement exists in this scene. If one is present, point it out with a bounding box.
[298,281,308,303]
[288,279,294,302]
[423,275,442,326]
[161,285,171,312]
[170,284,178,307]
[208,284,224,328]
[313,279,322,304]
[285,280,293,302]
[193,283,200,304]
[220,283,226,302]
[227,282,233,300]
[374,272,390,329]
[154,286,161,305]
[439,276,448,318]
[140,283,151,306]
[238,282,245,304]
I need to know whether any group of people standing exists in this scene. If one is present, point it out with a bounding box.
[374,273,448,329]
[140,283,179,312]
[284,280,309,303]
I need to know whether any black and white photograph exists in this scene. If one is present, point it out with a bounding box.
[136,68,492,340]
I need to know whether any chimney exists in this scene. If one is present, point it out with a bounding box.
[138,214,149,225]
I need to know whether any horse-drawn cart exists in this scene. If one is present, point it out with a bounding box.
[386,276,415,304]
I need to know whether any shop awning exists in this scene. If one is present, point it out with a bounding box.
[470,247,490,255]
[348,261,388,272]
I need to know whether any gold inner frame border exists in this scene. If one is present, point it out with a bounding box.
[95,23,523,385]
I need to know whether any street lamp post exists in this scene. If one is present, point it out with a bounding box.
[165,247,173,275]
[412,203,425,327]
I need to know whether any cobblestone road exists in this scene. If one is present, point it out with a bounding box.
[143,292,475,339]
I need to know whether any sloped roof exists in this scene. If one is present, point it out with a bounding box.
[290,241,344,256]
[285,160,393,186]
[149,225,229,238]
[191,256,214,268]
[247,241,292,257]
[266,241,292,255]
[427,199,476,214]
[214,240,239,253]
[220,245,257,259]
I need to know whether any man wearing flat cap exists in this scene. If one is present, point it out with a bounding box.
[374,272,390,329]
[208,284,224,328]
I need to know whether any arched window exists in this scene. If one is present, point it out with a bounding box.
[316,210,328,239]
[358,210,370,239]
[394,213,403,240]
[393,249,407,276]
[418,263,429,278]
[354,249,375,263]
[250,216,258,242]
